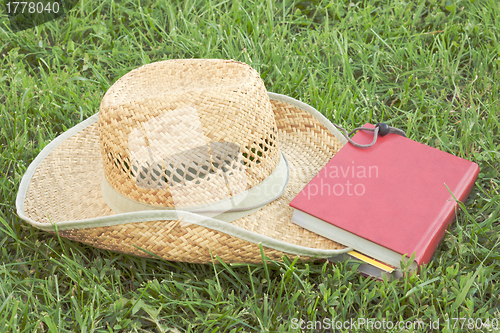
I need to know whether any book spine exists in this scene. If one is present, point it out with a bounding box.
[414,163,480,265]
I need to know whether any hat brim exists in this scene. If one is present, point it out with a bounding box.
[17,92,351,263]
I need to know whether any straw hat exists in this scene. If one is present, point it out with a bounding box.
[16,59,352,263]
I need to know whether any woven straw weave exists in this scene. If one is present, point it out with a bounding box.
[99,59,279,208]
[20,59,348,264]
[23,102,346,263]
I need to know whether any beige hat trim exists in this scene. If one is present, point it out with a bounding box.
[102,153,289,222]
[16,92,352,258]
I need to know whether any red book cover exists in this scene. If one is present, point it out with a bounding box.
[289,124,480,266]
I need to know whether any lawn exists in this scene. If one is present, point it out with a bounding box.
[1,0,499,331]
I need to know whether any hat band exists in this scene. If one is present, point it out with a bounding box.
[101,153,289,222]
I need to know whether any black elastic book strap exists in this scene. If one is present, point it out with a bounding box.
[334,123,407,148]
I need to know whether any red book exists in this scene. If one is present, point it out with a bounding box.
[290,124,479,271]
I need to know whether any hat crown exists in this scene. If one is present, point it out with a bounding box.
[98,59,280,208]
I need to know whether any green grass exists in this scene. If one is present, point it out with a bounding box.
[1,0,499,331]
